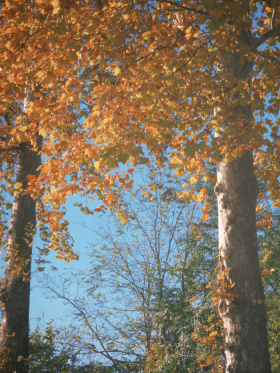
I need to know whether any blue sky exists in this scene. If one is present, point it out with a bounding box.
[29,195,97,331]
[28,168,146,331]
[0,192,99,331]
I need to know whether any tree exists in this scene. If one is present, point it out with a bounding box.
[257,196,280,372]
[40,162,224,372]
[29,325,111,373]
[0,90,41,372]
[37,165,280,372]
[29,326,73,373]
[34,166,280,372]
[57,3,277,371]
[0,4,78,371]
[1,1,279,371]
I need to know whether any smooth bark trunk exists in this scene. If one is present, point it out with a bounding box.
[214,46,271,371]
[0,92,41,373]
[215,151,271,372]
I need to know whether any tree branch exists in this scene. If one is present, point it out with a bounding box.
[271,5,278,28]
[255,26,280,48]
[9,28,41,59]
[4,113,12,126]
[172,35,215,75]
[156,0,208,15]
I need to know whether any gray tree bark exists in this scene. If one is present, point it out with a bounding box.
[214,38,271,372]
[0,91,41,373]
[215,151,271,372]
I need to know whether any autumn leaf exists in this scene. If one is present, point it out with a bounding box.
[114,66,121,76]
[201,213,209,222]
[14,182,23,189]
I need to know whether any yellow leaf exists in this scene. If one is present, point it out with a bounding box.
[189,173,201,185]
[189,175,198,185]
[209,331,218,337]
[120,215,127,225]
[196,191,204,202]
[51,0,61,14]
[177,190,192,200]
[189,295,200,302]
[14,182,23,189]
[94,160,102,170]
[201,213,209,222]
[114,66,121,76]
[43,145,53,157]
[256,204,264,213]
[192,332,198,339]
[205,354,213,365]
[272,200,280,208]
[36,70,47,79]
[204,174,216,182]
[92,109,101,117]
[39,128,47,137]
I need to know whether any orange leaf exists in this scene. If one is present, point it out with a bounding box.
[202,213,209,222]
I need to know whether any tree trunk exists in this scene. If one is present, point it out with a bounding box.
[215,151,271,372]
[0,91,41,373]
[214,49,271,371]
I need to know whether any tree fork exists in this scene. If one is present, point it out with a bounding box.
[0,91,41,373]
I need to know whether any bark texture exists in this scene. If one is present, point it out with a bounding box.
[215,151,271,372]
[214,26,271,372]
[0,92,41,373]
